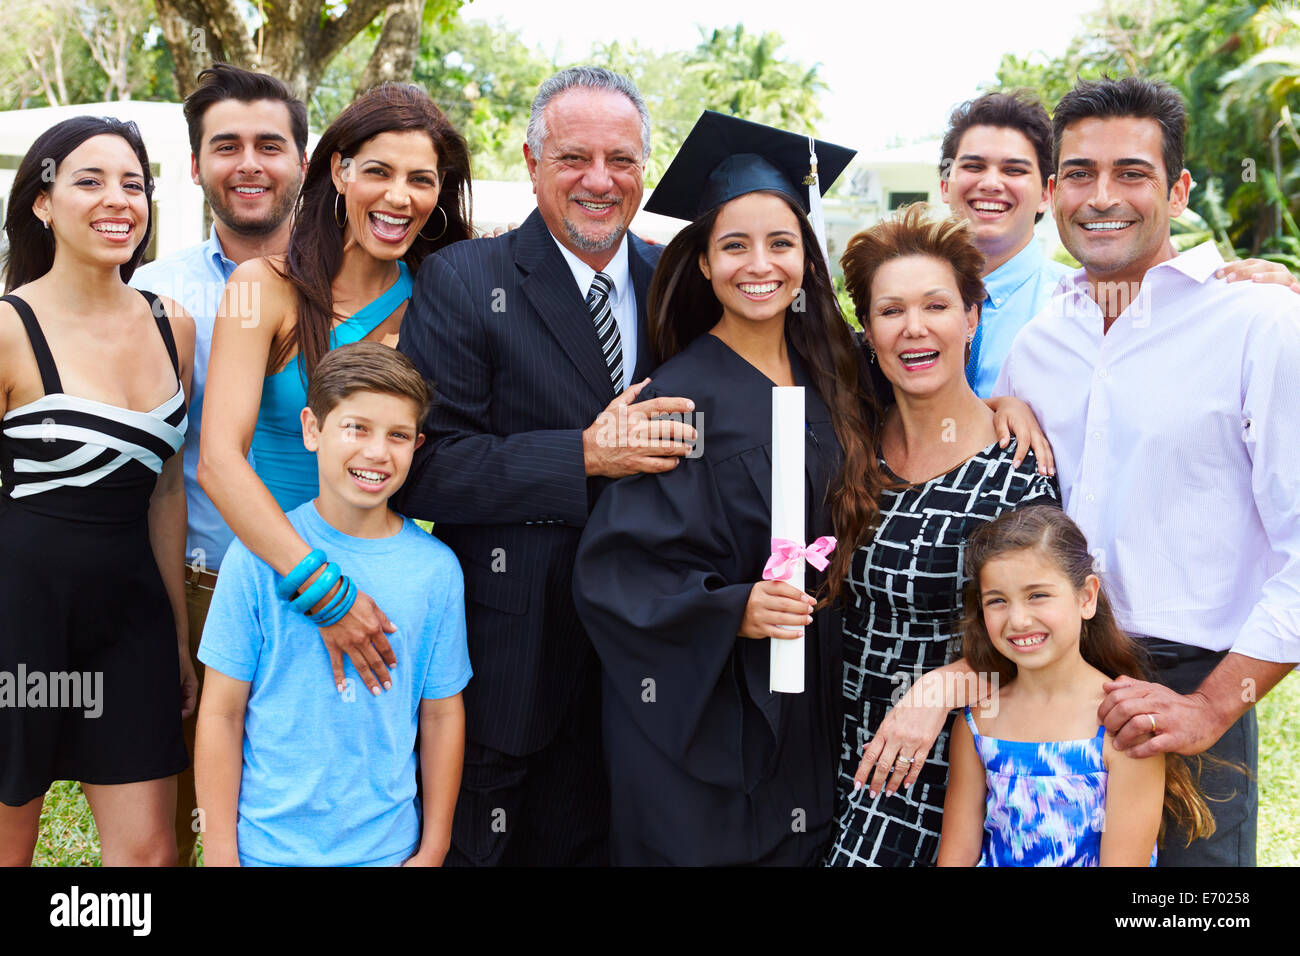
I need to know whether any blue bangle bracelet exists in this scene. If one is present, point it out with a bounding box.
[277,549,327,601]
[312,575,356,627]
[313,583,353,628]
[291,562,341,615]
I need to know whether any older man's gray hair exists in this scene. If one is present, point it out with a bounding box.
[526,67,651,162]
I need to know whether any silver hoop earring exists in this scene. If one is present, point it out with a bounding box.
[334,192,347,228]
[419,206,448,242]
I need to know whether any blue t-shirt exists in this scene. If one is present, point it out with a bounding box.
[198,500,471,867]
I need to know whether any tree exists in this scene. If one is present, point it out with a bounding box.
[0,0,174,108]
[990,0,1296,258]
[150,0,464,101]
[685,25,825,134]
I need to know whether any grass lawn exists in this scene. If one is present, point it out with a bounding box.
[29,672,1300,866]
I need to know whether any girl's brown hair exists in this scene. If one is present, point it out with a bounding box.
[961,505,1218,847]
[274,84,473,379]
[647,190,885,606]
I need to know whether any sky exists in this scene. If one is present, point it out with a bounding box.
[460,0,1103,151]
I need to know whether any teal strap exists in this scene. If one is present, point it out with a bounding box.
[333,261,412,346]
[312,575,357,627]
[291,562,341,614]
[277,549,327,601]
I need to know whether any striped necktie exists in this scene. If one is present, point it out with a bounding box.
[586,271,624,392]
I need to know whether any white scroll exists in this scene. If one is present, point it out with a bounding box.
[769,386,806,694]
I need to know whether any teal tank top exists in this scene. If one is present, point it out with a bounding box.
[250,261,412,511]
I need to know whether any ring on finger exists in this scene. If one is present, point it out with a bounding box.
[1147,713,1157,734]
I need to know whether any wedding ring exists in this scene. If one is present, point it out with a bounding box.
[1147,714,1158,734]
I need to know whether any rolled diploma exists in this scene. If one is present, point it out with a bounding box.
[770,386,805,694]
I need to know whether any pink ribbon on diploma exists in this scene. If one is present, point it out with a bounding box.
[762,536,838,582]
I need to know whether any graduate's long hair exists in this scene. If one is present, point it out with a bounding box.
[4,116,154,292]
[961,506,1219,847]
[273,84,473,379]
[648,189,884,607]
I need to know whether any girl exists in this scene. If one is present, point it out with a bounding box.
[573,112,881,865]
[0,117,196,864]
[199,84,471,693]
[937,506,1214,866]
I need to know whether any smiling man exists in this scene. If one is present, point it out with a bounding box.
[129,63,307,866]
[994,77,1300,865]
[395,67,695,865]
[939,91,1069,397]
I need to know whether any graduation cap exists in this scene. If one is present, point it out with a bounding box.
[645,111,856,261]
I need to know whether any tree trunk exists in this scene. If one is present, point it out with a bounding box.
[354,0,425,97]
[151,0,431,104]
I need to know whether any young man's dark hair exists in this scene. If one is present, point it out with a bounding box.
[183,62,309,158]
[940,90,1052,222]
[1051,76,1187,192]
[941,91,1053,186]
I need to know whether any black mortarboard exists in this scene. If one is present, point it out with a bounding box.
[644,111,856,222]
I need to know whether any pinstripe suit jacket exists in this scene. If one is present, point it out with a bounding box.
[395,208,662,755]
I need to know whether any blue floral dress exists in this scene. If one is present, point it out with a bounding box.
[963,707,1158,867]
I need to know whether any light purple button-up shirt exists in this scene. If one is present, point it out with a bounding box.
[994,241,1300,664]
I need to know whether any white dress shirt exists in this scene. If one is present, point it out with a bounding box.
[994,241,1300,664]
[552,234,638,391]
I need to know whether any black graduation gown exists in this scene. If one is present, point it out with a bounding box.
[572,333,843,866]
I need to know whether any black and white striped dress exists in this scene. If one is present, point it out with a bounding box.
[0,292,190,806]
[824,439,1059,867]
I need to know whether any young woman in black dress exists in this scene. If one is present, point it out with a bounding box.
[573,114,885,865]
[0,118,196,865]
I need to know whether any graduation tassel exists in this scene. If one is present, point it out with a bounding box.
[805,135,829,266]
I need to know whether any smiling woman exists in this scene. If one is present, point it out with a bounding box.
[197,84,473,699]
[824,205,1059,868]
[0,117,197,866]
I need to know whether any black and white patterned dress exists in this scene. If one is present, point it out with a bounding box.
[825,438,1058,867]
[0,292,189,806]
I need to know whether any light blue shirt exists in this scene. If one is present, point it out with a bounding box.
[198,501,471,867]
[552,234,638,390]
[968,240,1070,398]
[131,231,238,570]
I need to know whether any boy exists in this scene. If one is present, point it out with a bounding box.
[194,342,469,866]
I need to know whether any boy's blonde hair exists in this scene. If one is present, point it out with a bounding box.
[306,342,432,426]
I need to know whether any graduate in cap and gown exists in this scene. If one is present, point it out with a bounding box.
[572,112,887,865]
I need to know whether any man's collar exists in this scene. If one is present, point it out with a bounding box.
[204,226,235,271]
[551,231,631,299]
[983,237,1046,303]
[1067,239,1224,296]
[1153,239,1224,284]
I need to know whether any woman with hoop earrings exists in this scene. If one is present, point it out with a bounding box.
[199,85,472,695]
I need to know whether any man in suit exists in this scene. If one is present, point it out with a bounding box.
[395,66,695,865]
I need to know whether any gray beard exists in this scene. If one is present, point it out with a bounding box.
[561,216,627,253]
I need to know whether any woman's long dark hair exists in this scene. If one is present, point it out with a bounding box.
[275,84,473,378]
[3,117,154,292]
[647,189,885,606]
[961,506,1218,846]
